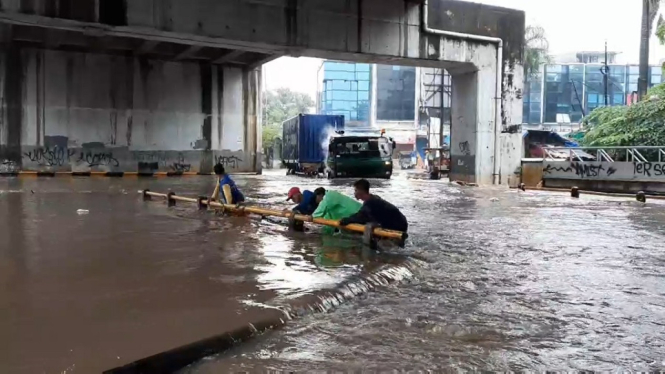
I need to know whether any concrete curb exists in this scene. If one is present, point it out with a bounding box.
[512,185,665,200]
[0,171,261,177]
[104,257,421,374]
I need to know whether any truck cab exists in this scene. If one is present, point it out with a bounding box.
[326,134,394,179]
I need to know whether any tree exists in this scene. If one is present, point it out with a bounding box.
[638,0,661,99]
[579,7,665,148]
[581,83,665,148]
[262,88,315,146]
[658,14,665,73]
[524,25,552,80]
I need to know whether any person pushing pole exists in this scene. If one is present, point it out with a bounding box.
[209,164,245,205]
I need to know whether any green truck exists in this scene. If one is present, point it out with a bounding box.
[325,133,395,179]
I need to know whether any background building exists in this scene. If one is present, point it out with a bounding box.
[418,67,452,150]
[553,51,621,64]
[317,61,372,126]
[523,63,663,131]
[318,60,452,158]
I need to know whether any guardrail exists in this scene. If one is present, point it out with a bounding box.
[543,146,665,163]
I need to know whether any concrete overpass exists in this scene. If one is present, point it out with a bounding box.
[0,0,525,184]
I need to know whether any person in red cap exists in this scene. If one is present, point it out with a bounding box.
[286,187,318,215]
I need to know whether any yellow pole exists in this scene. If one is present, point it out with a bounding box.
[142,190,407,241]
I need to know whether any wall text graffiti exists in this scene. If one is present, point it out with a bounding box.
[215,155,242,169]
[75,151,120,168]
[543,161,665,182]
[23,146,75,167]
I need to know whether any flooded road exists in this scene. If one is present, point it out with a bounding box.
[2,171,665,372]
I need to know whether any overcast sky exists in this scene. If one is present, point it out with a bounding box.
[264,0,665,98]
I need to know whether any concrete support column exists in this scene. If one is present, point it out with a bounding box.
[243,68,261,173]
[449,66,497,184]
[199,63,214,173]
[2,44,23,165]
[450,72,477,183]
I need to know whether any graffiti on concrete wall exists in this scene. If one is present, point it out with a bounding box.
[215,155,242,169]
[170,153,191,172]
[23,146,121,169]
[133,151,191,172]
[1,160,19,173]
[4,147,251,173]
[633,162,665,177]
[542,161,665,181]
[74,150,120,168]
[543,162,617,178]
[23,146,76,167]
[459,141,471,156]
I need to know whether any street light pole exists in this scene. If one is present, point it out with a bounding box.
[603,41,609,106]
[638,0,651,100]
[600,41,610,107]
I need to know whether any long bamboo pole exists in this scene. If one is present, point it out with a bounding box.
[140,190,407,241]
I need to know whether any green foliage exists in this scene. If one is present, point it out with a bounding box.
[580,5,665,148]
[524,25,552,80]
[262,88,315,146]
[658,15,665,45]
[581,83,665,147]
[262,124,282,148]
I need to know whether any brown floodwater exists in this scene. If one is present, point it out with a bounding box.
[0,171,400,373]
[187,172,665,372]
[3,170,665,372]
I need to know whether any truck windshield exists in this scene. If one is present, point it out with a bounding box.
[333,137,392,158]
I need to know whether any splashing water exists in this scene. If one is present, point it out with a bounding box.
[319,125,340,176]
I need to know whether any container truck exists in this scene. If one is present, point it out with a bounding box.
[281,114,395,179]
[282,114,345,175]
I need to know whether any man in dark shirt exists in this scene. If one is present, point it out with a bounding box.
[338,179,408,233]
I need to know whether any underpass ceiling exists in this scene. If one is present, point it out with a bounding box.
[0,24,277,68]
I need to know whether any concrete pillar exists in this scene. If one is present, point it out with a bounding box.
[243,68,261,173]
[450,72,477,183]
[449,66,497,184]
[2,44,23,166]
[0,45,263,174]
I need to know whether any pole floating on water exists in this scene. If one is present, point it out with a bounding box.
[139,190,408,241]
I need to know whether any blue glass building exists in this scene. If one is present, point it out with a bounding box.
[318,61,371,123]
[523,64,663,124]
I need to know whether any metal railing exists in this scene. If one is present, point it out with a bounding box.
[542,146,665,162]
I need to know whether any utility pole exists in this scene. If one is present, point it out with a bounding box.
[638,0,651,100]
[601,41,610,106]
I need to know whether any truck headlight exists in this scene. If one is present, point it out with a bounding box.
[384,161,391,165]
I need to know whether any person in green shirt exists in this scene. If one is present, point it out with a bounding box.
[311,187,362,235]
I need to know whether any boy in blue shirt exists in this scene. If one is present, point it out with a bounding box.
[211,164,245,204]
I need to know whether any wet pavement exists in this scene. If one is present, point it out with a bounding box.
[3,170,665,372]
